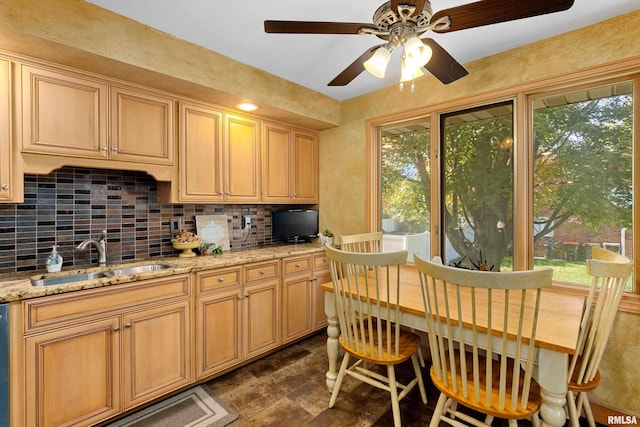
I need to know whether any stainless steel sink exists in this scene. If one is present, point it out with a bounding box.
[31,271,109,287]
[31,263,175,286]
[104,263,174,277]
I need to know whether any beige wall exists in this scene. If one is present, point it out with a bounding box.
[318,10,640,416]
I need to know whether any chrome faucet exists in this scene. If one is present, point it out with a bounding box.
[77,230,107,267]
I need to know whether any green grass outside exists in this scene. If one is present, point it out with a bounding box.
[500,257,634,290]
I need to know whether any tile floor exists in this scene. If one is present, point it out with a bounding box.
[205,331,437,426]
[205,331,604,427]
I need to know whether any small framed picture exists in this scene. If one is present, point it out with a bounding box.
[196,215,230,251]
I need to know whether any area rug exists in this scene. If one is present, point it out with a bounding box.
[107,386,238,427]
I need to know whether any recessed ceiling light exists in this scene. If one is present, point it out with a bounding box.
[236,102,259,112]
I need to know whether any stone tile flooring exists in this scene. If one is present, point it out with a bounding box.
[205,332,602,427]
[204,332,441,426]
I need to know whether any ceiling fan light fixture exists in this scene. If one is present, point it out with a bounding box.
[403,36,432,68]
[364,46,392,78]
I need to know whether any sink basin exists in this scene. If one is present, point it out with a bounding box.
[104,263,174,277]
[31,263,175,286]
[31,271,109,287]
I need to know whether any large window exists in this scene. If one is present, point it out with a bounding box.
[372,77,637,296]
[380,120,431,262]
[531,82,634,287]
[441,101,514,271]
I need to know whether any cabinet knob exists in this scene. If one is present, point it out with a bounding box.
[1,184,8,190]
[101,146,108,151]
[293,193,297,197]
[125,322,132,328]
[218,277,225,282]
[113,326,120,332]
[245,293,250,299]
[295,263,301,268]
[259,270,265,275]
[111,147,119,152]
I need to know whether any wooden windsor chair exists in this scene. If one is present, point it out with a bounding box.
[339,231,383,253]
[414,255,553,427]
[567,247,633,427]
[325,244,427,427]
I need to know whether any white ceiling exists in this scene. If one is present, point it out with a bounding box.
[84,0,639,101]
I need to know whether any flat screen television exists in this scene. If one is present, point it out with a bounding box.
[272,209,319,243]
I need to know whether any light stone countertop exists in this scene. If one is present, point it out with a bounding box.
[0,244,326,303]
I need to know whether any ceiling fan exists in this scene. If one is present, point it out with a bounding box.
[264,0,574,89]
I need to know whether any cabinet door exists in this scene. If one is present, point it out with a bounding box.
[21,64,108,158]
[261,121,292,202]
[24,317,120,427]
[122,300,191,409]
[196,287,242,379]
[0,58,14,201]
[282,274,313,343]
[292,129,318,203]
[244,279,281,359]
[179,101,224,201]
[110,85,174,165]
[224,114,260,202]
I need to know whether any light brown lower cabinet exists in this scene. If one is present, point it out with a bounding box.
[21,275,192,427]
[16,252,327,426]
[282,253,331,344]
[195,260,281,380]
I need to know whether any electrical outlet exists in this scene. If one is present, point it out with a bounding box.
[242,215,251,230]
[170,218,182,235]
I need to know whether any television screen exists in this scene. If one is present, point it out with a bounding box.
[272,210,319,243]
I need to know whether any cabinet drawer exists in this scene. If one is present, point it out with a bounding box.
[196,267,241,294]
[313,252,330,271]
[284,256,312,276]
[244,260,279,283]
[23,274,190,333]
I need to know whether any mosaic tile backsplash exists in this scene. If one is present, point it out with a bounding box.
[0,167,304,275]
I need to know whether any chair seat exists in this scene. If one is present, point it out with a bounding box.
[339,328,421,366]
[430,352,542,420]
[568,357,601,393]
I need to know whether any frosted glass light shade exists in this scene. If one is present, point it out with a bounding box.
[404,37,432,68]
[364,47,392,78]
[400,58,424,82]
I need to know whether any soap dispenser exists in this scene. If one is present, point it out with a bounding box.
[46,245,63,273]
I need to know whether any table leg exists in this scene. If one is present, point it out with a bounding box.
[324,291,339,392]
[537,349,569,427]
[540,389,568,427]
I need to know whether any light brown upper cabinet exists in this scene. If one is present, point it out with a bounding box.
[177,101,224,202]
[20,64,174,165]
[110,85,174,165]
[0,57,20,202]
[262,121,318,203]
[169,102,260,203]
[224,113,260,203]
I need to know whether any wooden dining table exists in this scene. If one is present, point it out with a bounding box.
[322,264,585,427]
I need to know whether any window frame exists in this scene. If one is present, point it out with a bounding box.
[366,71,640,313]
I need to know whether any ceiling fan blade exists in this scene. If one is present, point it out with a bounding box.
[432,0,575,33]
[264,20,377,34]
[421,38,469,84]
[328,45,383,86]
